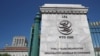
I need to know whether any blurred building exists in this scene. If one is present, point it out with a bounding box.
[0,36,28,56]
[12,36,28,47]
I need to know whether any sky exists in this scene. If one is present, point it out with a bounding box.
[0,0,100,49]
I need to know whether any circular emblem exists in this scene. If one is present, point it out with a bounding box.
[58,20,73,35]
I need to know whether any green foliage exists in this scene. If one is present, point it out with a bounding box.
[0,54,2,56]
[0,53,10,56]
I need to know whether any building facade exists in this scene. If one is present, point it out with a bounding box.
[12,36,28,47]
[0,36,28,56]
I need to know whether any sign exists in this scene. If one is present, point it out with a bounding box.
[39,4,95,56]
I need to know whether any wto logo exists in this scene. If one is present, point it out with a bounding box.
[58,20,73,35]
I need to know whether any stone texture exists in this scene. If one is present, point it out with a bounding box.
[39,4,95,56]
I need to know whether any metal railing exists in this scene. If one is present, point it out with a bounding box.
[89,22,100,56]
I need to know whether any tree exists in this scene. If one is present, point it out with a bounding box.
[0,54,2,56]
[1,53,10,56]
